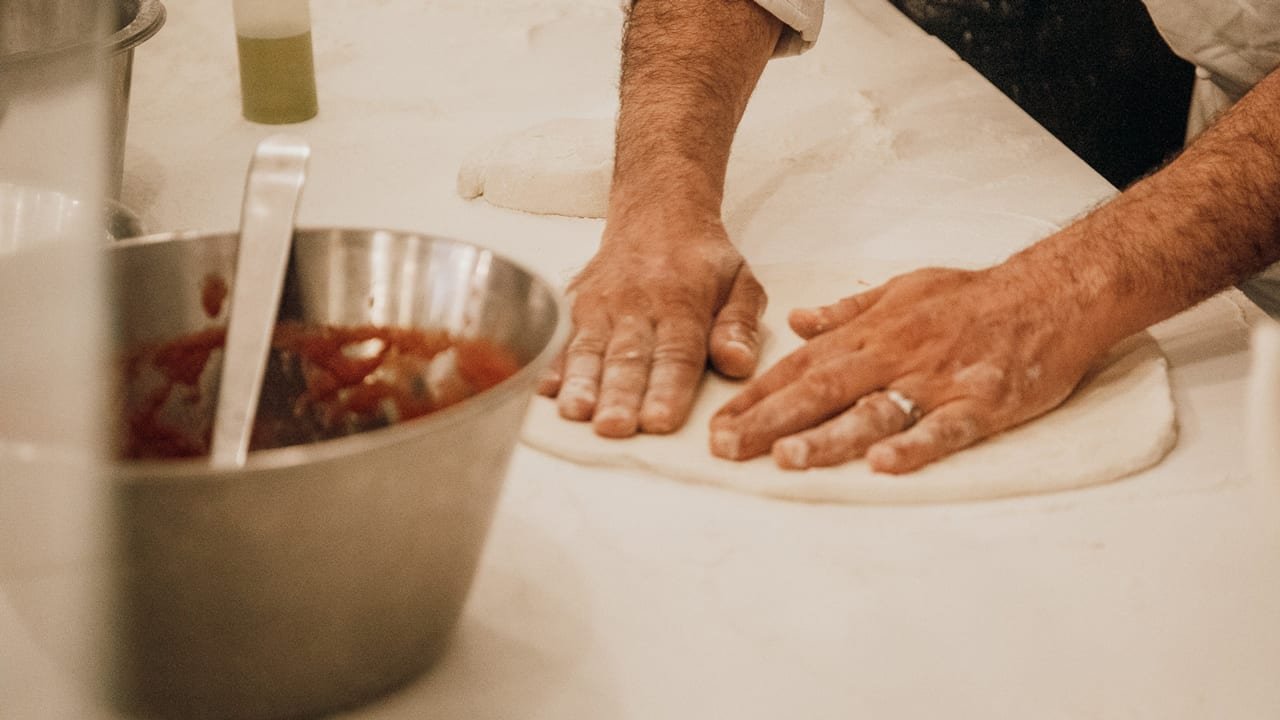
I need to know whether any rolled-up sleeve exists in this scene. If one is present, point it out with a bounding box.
[1141,0,1280,318]
[1142,0,1280,100]
[619,0,825,56]
[755,0,825,55]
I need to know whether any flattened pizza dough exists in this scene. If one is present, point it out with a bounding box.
[521,260,1178,504]
[456,92,890,219]
[457,118,613,218]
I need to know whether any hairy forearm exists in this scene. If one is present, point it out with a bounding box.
[1002,68,1280,352]
[610,0,782,224]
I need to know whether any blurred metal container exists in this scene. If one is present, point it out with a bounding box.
[0,182,144,253]
[0,0,165,198]
[1249,322,1280,481]
[107,228,564,719]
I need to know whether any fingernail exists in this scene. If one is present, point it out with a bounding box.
[594,407,638,438]
[639,402,676,433]
[710,429,742,459]
[866,444,898,472]
[558,384,596,420]
[724,339,751,357]
[774,437,809,469]
[536,374,560,396]
[559,400,594,421]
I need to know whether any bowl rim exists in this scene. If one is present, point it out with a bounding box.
[110,0,167,55]
[0,0,166,68]
[111,226,568,482]
[0,181,145,237]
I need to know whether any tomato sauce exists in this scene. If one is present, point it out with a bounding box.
[119,322,521,460]
[200,274,229,318]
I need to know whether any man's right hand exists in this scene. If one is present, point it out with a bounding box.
[538,0,783,438]
[538,212,767,438]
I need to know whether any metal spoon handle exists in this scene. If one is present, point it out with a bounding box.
[210,135,310,467]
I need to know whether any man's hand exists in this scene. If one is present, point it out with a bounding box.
[539,214,765,437]
[709,264,1109,473]
[538,0,782,437]
[707,63,1280,473]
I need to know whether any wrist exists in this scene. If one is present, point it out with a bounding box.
[604,185,725,246]
[607,171,722,221]
[987,238,1132,360]
[601,212,727,247]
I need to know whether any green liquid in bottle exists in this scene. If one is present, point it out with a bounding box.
[236,31,319,124]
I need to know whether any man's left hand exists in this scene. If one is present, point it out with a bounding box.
[708,264,1109,473]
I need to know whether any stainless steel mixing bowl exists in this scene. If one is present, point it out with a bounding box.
[107,228,564,719]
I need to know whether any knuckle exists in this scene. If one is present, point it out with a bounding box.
[774,346,815,378]
[567,333,608,355]
[666,316,711,341]
[799,365,854,406]
[568,326,611,356]
[603,329,656,365]
[716,301,761,326]
[944,362,1009,404]
[838,294,867,317]
[738,274,768,305]
[561,352,601,377]
[937,413,984,447]
[613,313,653,332]
[712,319,759,347]
[604,349,649,368]
[652,342,705,368]
[599,376,646,402]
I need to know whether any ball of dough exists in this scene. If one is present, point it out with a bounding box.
[457,117,614,218]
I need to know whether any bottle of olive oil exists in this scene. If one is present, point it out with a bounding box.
[233,0,319,124]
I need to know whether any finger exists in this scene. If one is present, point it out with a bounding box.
[788,284,887,339]
[537,349,566,397]
[592,315,655,438]
[865,400,989,474]
[711,346,815,420]
[709,357,883,461]
[771,390,913,469]
[709,266,767,378]
[556,321,609,421]
[639,318,707,434]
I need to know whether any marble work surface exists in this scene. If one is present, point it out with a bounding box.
[4,0,1279,717]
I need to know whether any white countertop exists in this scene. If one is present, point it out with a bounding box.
[7,0,1280,716]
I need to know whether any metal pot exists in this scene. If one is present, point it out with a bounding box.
[0,182,145,253]
[0,0,165,199]
[107,228,565,719]
[1250,322,1280,480]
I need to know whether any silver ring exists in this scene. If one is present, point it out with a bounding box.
[885,389,923,427]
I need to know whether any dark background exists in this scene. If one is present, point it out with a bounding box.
[888,0,1194,188]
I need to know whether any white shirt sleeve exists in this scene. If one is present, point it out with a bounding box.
[1141,0,1280,100]
[755,0,825,56]
[617,0,825,57]
[1141,0,1280,318]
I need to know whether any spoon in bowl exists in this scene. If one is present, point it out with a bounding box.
[209,134,310,467]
